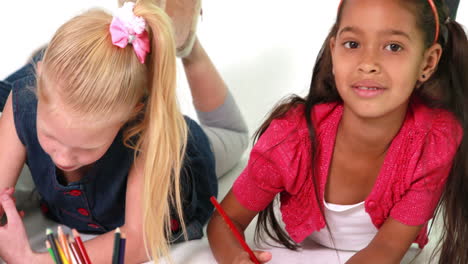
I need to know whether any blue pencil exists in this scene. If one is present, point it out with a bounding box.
[118,234,126,264]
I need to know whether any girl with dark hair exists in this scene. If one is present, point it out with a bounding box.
[0,0,248,263]
[207,0,467,263]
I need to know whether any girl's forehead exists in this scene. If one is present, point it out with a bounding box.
[38,99,123,130]
[37,101,123,149]
[339,0,418,30]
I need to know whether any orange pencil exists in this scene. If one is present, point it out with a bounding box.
[58,226,71,263]
[54,238,70,264]
[72,229,92,264]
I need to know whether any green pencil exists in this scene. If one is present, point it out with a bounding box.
[46,228,63,264]
[46,240,58,264]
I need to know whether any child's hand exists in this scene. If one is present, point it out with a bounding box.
[0,193,34,263]
[232,250,272,264]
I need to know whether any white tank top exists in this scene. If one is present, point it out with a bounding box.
[308,200,378,251]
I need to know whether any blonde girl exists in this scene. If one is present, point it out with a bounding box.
[0,0,248,262]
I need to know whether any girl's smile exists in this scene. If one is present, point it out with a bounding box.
[351,79,387,99]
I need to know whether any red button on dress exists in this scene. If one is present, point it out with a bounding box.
[77,208,90,216]
[88,223,100,229]
[170,219,180,232]
[67,190,82,196]
[40,203,49,214]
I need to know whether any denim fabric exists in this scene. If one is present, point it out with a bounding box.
[171,117,218,242]
[1,48,45,112]
[9,54,217,240]
[0,81,10,112]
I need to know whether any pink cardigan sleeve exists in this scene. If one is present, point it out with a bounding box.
[233,110,309,212]
[390,112,463,226]
[232,141,284,212]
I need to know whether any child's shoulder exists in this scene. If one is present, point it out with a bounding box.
[410,98,462,140]
[259,101,342,148]
[270,101,342,132]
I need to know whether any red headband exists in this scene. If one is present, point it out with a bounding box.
[337,0,440,44]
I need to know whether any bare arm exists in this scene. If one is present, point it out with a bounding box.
[0,93,26,192]
[207,189,272,264]
[182,38,228,112]
[346,217,423,264]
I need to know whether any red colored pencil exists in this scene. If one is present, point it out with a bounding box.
[72,229,92,264]
[210,196,260,264]
[69,237,84,264]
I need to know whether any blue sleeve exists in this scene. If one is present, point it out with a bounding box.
[11,63,39,146]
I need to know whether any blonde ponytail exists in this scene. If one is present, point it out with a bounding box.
[132,1,188,262]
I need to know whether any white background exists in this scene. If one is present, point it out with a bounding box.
[2,0,465,133]
[0,1,466,263]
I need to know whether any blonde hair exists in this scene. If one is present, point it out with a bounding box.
[37,0,187,262]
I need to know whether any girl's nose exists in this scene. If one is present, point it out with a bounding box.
[358,63,380,74]
[358,49,381,74]
[52,148,76,168]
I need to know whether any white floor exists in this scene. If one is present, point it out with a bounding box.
[1,1,467,263]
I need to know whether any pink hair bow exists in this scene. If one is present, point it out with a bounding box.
[110,2,150,64]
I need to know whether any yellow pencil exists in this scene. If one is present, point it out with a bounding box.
[55,237,70,264]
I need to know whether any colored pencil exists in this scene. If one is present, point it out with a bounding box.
[58,226,72,263]
[72,229,92,264]
[118,233,126,264]
[55,237,70,264]
[46,228,63,264]
[69,237,84,264]
[112,228,121,264]
[64,235,78,264]
[68,242,78,264]
[209,196,260,264]
[46,240,58,264]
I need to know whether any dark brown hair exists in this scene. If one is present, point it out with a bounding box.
[253,1,468,261]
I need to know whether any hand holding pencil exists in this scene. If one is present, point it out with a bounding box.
[209,196,272,264]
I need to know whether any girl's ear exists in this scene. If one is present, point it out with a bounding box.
[330,37,336,75]
[36,61,43,75]
[330,37,336,55]
[418,43,443,82]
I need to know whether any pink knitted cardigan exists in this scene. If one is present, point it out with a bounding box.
[233,99,462,248]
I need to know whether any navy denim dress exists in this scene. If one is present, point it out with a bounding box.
[2,53,217,242]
